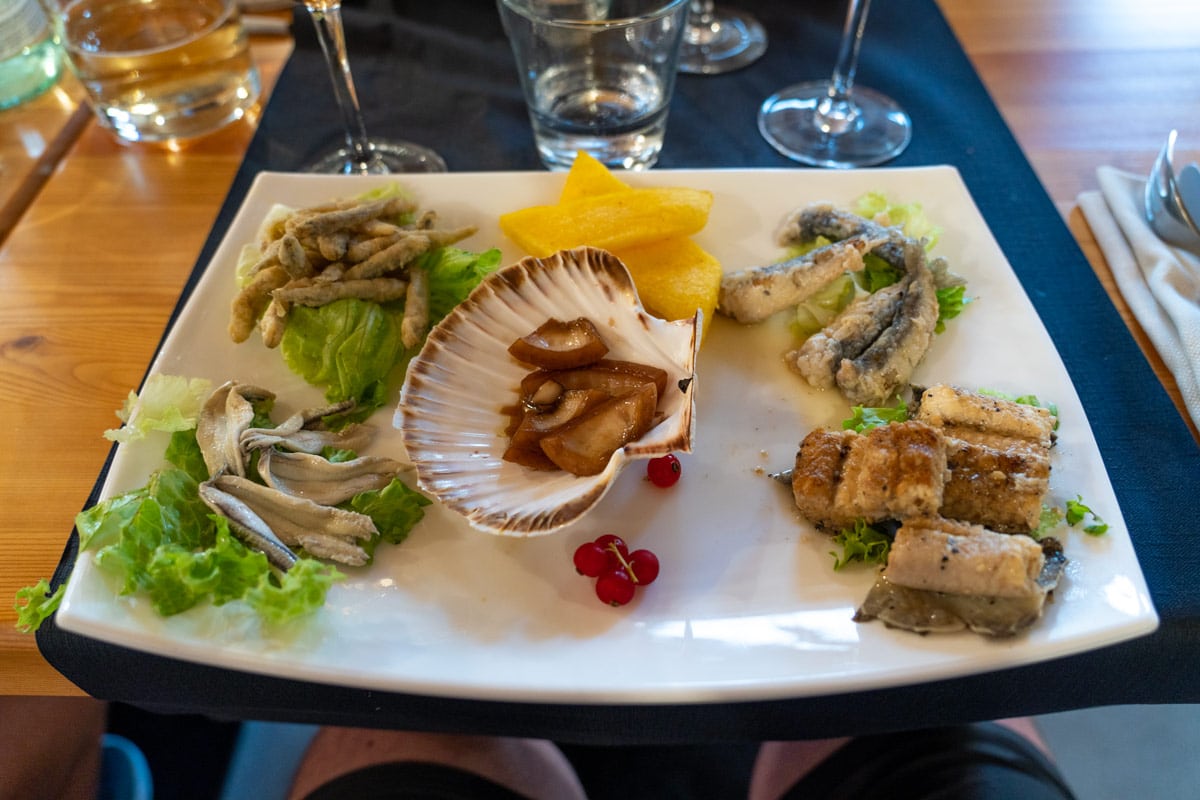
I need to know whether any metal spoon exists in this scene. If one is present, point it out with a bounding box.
[1144,130,1200,256]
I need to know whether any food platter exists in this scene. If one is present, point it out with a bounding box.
[56,167,1158,703]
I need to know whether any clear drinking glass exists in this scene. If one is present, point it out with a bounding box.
[302,0,446,174]
[498,0,691,171]
[757,0,910,168]
[677,0,766,74]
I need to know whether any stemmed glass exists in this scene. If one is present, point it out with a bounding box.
[757,0,910,168]
[677,0,766,75]
[301,1,446,174]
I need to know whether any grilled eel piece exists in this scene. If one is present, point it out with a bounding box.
[854,516,1066,636]
[913,384,1056,534]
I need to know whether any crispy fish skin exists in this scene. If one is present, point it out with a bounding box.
[789,282,904,389]
[834,239,939,406]
[717,234,881,324]
[229,265,291,343]
[882,516,1046,598]
[776,202,910,269]
[792,421,947,530]
[273,277,410,307]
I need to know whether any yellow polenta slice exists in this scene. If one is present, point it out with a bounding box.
[558,151,631,202]
[498,187,714,257]
[615,237,722,336]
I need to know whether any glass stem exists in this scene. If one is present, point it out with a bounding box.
[818,0,872,135]
[305,2,375,172]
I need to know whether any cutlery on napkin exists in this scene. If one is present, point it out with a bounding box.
[1078,166,1200,429]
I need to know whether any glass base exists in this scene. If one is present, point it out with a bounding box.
[678,7,767,75]
[758,81,911,168]
[307,139,447,175]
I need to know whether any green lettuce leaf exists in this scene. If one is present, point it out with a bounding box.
[104,375,212,443]
[13,579,64,633]
[830,519,893,570]
[279,246,501,421]
[245,558,344,624]
[852,192,942,249]
[348,478,432,560]
[419,246,503,321]
[843,397,909,432]
[281,297,408,417]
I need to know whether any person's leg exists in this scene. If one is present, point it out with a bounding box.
[0,696,107,800]
[287,728,587,800]
[747,737,851,800]
[749,719,1077,800]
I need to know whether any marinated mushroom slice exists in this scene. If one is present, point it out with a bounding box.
[519,359,669,408]
[504,388,612,470]
[508,317,610,370]
[539,382,659,476]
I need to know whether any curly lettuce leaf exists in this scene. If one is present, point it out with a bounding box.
[104,375,212,444]
[852,192,942,249]
[1066,495,1109,536]
[830,519,893,570]
[14,579,64,633]
[935,285,971,333]
[420,246,502,321]
[281,297,407,418]
[843,397,909,432]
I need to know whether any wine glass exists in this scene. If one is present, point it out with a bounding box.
[677,0,766,74]
[757,0,910,168]
[301,1,446,174]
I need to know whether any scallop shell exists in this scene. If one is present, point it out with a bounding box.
[398,246,699,536]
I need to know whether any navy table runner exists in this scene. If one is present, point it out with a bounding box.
[38,0,1199,742]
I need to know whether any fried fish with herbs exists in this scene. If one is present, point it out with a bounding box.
[229,194,477,348]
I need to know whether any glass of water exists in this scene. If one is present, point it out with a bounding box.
[47,0,260,143]
[497,0,691,171]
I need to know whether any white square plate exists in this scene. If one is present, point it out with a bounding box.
[57,167,1158,703]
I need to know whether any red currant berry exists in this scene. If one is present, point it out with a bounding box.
[628,549,660,585]
[646,454,681,488]
[593,534,628,563]
[595,568,636,606]
[573,542,608,577]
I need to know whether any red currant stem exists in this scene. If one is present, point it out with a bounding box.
[606,542,639,584]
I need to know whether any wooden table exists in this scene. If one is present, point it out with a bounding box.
[2,0,1198,697]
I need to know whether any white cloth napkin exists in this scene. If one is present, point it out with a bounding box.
[1078,166,1200,429]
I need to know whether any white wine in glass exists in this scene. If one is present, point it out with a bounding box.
[678,0,766,74]
[302,0,446,174]
[757,0,910,168]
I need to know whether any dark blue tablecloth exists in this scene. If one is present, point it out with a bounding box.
[38,0,1200,742]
